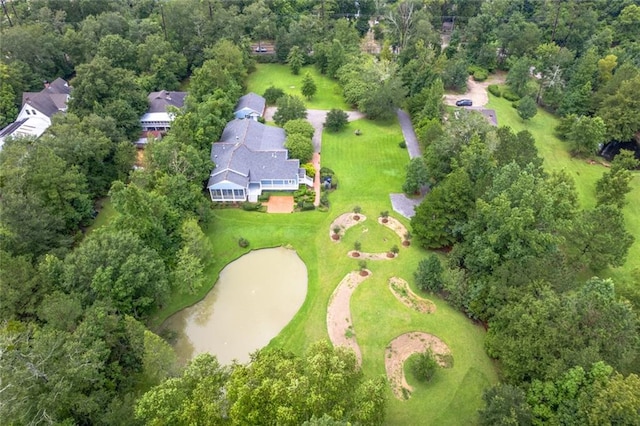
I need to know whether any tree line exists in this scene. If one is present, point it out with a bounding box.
[1,0,639,424]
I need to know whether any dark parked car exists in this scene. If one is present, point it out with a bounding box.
[455,99,473,107]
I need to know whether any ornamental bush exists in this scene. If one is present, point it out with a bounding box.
[488,84,501,97]
[410,349,439,382]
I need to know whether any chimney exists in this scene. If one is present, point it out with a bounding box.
[43,80,50,89]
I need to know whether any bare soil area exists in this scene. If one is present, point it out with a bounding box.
[385,332,452,400]
[443,73,507,107]
[347,251,395,260]
[329,213,367,241]
[326,271,372,365]
[377,217,409,242]
[388,277,435,314]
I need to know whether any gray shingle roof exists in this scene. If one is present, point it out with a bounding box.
[21,78,71,118]
[219,119,285,151]
[235,92,265,115]
[0,119,28,138]
[147,91,187,113]
[209,119,299,188]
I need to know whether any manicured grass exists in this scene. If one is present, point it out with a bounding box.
[153,114,498,424]
[487,94,640,300]
[246,64,350,110]
[85,197,117,235]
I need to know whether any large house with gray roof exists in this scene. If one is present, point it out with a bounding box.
[207,118,313,202]
[140,90,187,132]
[0,78,71,149]
[233,92,266,121]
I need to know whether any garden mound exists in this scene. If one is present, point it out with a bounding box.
[388,277,435,314]
[329,213,367,241]
[385,332,451,400]
[326,270,371,366]
[378,217,409,242]
[347,251,396,260]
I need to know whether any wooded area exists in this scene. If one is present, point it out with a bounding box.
[1,0,639,424]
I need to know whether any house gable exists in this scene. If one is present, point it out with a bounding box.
[234,92,266,120]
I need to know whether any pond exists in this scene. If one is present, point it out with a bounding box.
[161,247,308,366]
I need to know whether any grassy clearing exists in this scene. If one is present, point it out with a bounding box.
[155,115,497,424]
[246,64,350,110]
[487,94,640,300]
[85,198,117,235]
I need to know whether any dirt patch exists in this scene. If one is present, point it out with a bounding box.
[329,213,367,241]
[443,73,507,107]
[326,271,372,365]
[264,196,294,213]
[348,251,396,260]
[385,332,452,400]
[378,216,409,242]
[388,277,435,314]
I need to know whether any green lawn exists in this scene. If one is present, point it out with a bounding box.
[85,197,117,235]
[487,94,640,302]
[247,64,350,110]
[153,114,498,425]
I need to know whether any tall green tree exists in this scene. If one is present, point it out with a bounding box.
[68,56,148,139]
[517,96,538,121]
[285,133,314,163]
[135,353,230,425]
[0,141,93,257]
[227,341,387,425]
[506,56,532,97]
[402,157,429,195]
[567,115,606,156]
[273,95,307,126]
[287,45,305,75]
[565,204,634,271]
[62,228,169,317]
[597,75,640,141]
[301,72,317,100]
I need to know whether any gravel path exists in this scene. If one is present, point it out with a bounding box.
[392,109,426,218]
[264,107,365,153]
[443,73,507,107]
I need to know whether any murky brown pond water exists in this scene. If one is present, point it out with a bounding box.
[161,247,307,365]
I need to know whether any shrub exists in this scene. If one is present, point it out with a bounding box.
[410,349,439,382]
[320,194,329,207]
[325,109,349,132]
[284,119,315,139]
[258,193,270,202]
[511,101,520,109]
[354,241,362,252]
[390,245,399,254]
[241,201,262,211]
[414,254,444,293]
[302,162,316,178]
[502,89,520,102]
[468,65,489,81]
[301,201,315,211]
[238,237,250,248]
[398,141,407,149]
[488,84,502,97]
[264,86,285,104]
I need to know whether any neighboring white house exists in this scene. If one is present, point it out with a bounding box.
[0,78,71,149]
[207,118,313,202]
[233,92,266,121]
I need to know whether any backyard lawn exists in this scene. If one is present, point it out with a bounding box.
[170,113,498,425]
[487,94,640,301]
[246,64,350,110]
